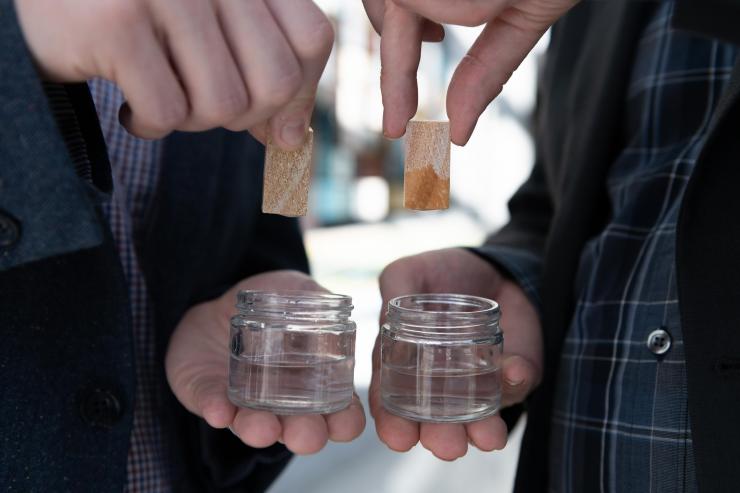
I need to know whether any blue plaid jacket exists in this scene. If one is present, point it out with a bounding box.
[476,1,740,492]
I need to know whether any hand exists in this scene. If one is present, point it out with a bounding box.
[363,0,578,145]
[13,0,334,147]
[372,248,542,460]
[165,270,366,455]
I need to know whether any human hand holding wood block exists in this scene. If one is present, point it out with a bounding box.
[403,120,450,211]
[262,128,314,217]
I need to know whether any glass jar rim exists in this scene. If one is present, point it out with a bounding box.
[388,293,499,318]
[237,290,353,316]
[385,294,501,342]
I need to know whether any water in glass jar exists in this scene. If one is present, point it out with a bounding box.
[381,338,501,422]
[229,351,354,414]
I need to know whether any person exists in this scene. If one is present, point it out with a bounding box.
[0,0,364,491]
[367,0,740,491]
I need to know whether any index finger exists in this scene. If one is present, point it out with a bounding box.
[380,3,424,138]
[363,0,445,41]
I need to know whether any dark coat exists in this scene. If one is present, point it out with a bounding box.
[483,1,740,491]
[0,1,307,491]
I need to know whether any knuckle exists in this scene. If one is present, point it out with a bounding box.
[462,6,494,27]
[260,69,303,108]
[148,101,188,133]
[100,0,144,28]
[300,17,335,59]
[198,92,249,127]
[378,263,396,287]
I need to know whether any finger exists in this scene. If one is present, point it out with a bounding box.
[325,394,366,442]
[446,16,554,145]
[231,408,283,448]
[262,0,334,150]
[114,25,188,139]
[280,414,329,455]
[369,339,420,451]
[393,0,506,26]
[363,0,386,33]
[186,376,236,429]
[380,4,424,138]
[216,0,302,135]
[419,423,468,461]
[501,354,540,407]
[151,0,247,131]
[465,414,508,451]
[363,0,444,41]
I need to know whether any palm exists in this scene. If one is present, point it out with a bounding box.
[372,248,542,459]
[166,270,366,454]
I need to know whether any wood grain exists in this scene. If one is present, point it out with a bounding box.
[262,128,313,217]
[403,120,450,210]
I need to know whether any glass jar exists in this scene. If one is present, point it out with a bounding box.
[380,293,503,423]
[228,290,356,414]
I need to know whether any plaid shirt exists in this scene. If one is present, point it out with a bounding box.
[484,2,738,492]
[88,80,171,492]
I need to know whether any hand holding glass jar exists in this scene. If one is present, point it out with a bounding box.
[372,248,543,461]
[165,270,366,455]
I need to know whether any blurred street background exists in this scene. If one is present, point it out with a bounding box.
[269,2,547,492]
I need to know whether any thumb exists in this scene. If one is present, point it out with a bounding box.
[192,376,236,429]
[500,354,540,407]
[378,257,427,326]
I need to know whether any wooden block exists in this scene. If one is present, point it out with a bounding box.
[403,120,450,210]
[262,128,313,217]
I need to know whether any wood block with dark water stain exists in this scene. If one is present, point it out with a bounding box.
[403,120,450,210]
[262,128,313,217]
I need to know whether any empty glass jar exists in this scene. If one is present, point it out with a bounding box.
[228,290,356,414]
[380,294,503,423]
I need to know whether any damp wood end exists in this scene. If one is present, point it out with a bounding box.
[403,120,450,211]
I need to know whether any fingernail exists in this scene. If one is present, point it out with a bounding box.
[280,119,307,148]
[506,377,524,387]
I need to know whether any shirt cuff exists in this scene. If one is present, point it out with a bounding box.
[467,244,544,316]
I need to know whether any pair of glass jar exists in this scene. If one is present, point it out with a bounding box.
[228,291,503,422]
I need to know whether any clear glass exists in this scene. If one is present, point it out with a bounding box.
[380,294,503,423]
[228,290,356,414]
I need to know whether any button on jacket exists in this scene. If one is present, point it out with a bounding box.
[474,0,740,491]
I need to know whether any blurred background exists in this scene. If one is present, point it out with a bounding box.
[269,3,548,492]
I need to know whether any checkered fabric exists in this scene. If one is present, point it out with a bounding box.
[482,2,738,492]
[88,80,171,492]
[551,3,738,490]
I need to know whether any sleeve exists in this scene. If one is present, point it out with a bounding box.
[469,150,553,315]
[238,212,310,278]
[0,0,104,271]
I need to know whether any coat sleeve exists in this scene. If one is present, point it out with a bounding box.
[0,0,105,271]
[239,212,310,277]
[470,153,552,314]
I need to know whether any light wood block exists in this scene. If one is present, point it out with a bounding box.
[403,120,450,210]
[262,128,313,217]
